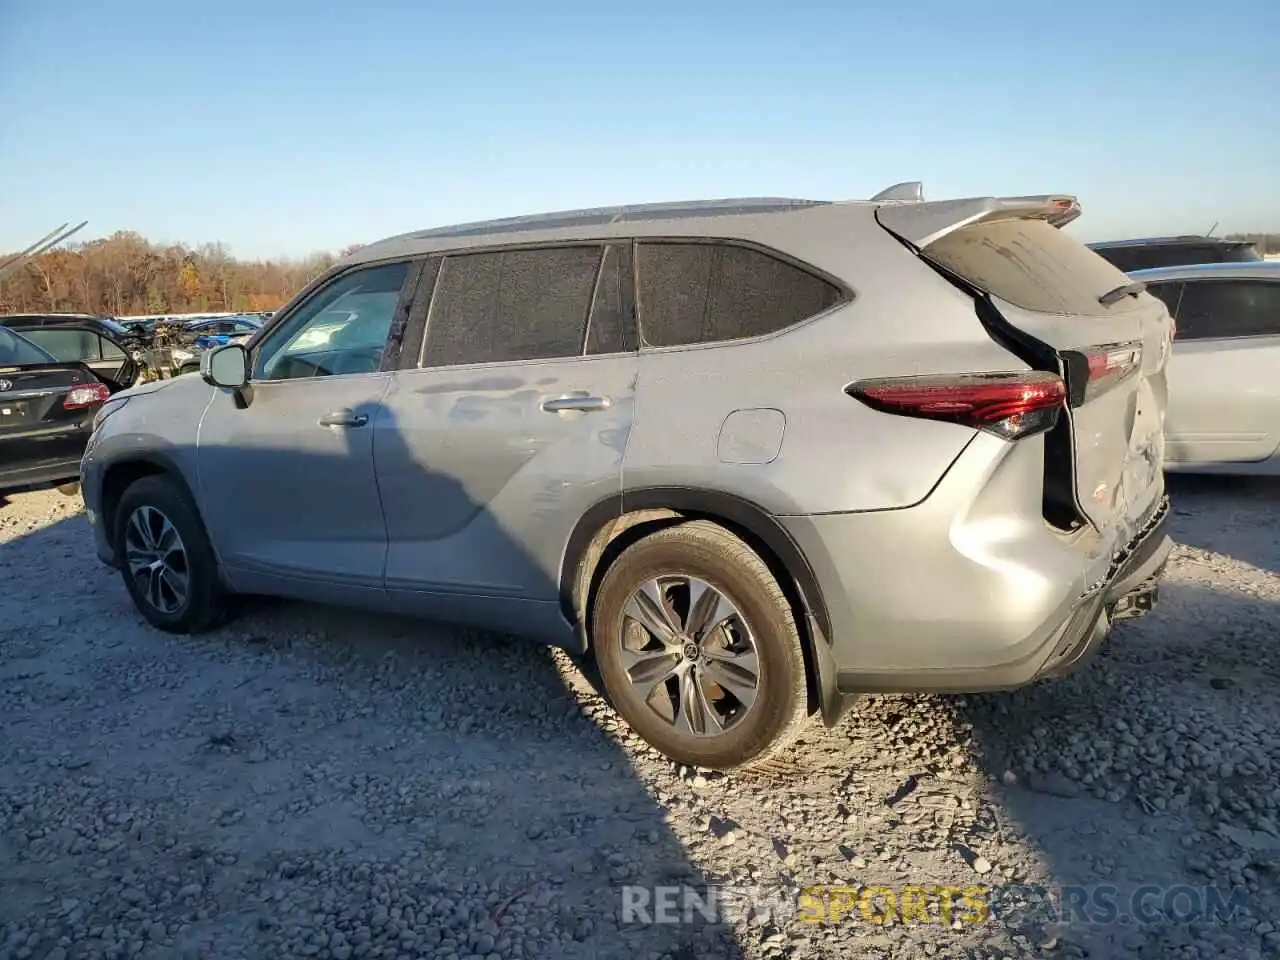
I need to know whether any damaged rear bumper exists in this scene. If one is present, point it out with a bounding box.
[1033,494,1172,681]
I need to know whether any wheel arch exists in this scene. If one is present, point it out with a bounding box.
[560,487,845,722]
[99,451,202,545]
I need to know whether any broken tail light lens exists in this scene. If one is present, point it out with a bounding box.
[63,382,112,410]
[846,371,1067,441]
[1062,342,1143,406]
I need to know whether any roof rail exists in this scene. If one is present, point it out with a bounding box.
[869,181,924,203]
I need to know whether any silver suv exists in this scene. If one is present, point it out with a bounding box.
[81,183,1175,771]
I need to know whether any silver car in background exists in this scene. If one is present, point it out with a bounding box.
[1132,260,1280,473]
[80,184,1174,771]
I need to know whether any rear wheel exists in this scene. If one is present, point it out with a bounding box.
[591,520,810,770]
[115,475,226,633]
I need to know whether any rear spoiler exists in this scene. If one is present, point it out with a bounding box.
[874,193,1082,249]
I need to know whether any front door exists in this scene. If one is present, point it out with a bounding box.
[196,259,417,605]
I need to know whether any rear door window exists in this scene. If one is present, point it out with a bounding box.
[1143,281,1184,318]
[926,218,1142,316]
[17,327,104,362]
[0,327,57,365]
[1169,279,1280,340]
[422,245,604,366]
[634,241,842,347]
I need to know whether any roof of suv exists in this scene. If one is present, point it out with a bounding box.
[1128,260,1280,283]
[342,184,1083,268]
[349,197,838,264]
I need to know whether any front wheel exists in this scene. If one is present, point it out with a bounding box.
[115,475,227,633]
[591,520,810,771]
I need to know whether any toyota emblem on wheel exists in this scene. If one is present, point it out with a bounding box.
[0,379,12,392]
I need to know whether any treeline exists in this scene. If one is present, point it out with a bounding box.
[0,231,362,317]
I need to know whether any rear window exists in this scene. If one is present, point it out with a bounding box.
[925,218,1140,315]
[0,326,57,366]
[1092,242,1262,273]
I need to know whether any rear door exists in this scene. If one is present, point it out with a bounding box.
[1148,277,1280,465]
[375,242,637,643]
[879,197,1173,541]
[13,324,137,390]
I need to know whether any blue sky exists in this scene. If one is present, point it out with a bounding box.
[1,0,1276,260]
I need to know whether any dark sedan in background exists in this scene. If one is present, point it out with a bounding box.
[0,313,142,391]
[0,325,113,494]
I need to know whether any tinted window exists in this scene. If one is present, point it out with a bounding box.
[1143,281,1183,316]
[257,261,409,380]
[19,328,105,362]
[0,326,56,365]
[1169,279,1280,340]
[635,242,841,347]
[422,246,602,366]
[100,336,126,360]
[1092,247,1149,273]
[1093,242,1262,273]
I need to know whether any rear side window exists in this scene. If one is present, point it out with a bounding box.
[423,245,603,366]
[1166,279,1280,340]
[1143,281,1183,316]
[18,328,106,362]
[927,219,1141,315]
[635,242,842,347]
[1092,247,1154,273]
[0,327,57,365]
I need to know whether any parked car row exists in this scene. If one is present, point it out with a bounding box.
[1,312,266,495]
[0,324,113,493]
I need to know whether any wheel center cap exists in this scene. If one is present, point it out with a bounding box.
[682,641,700,661]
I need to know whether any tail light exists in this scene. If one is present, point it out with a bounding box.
[847,372,1066,441]
[1062,341,1142,407]
[63,383,111,410]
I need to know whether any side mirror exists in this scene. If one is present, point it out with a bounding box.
[201,343,250,389]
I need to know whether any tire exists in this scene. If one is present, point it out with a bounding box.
[591,519,810,771]
[114,475,227,633]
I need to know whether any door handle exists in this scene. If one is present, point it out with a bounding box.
[318,409,370,428]
[541,394,612,414]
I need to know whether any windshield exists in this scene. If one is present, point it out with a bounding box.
[0,326,59,366]
[98,317,135,337]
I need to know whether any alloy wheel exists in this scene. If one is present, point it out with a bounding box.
[617,575,760,737]
[124,505,190,615]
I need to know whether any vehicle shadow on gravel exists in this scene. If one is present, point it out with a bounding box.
[947,577,1280,959]
[0,417,746,960]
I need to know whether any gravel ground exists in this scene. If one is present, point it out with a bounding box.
[1,476,1277,960]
